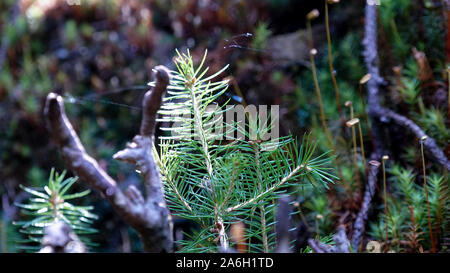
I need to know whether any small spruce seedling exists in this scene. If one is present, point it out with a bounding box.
[14,168,97,252]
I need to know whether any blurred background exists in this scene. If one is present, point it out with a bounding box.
[0,0,447,252]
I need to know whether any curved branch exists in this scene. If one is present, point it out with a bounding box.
[44,93,140,223]
[44,66,173,252]
[374,107,450,170]
[363,3,450,170]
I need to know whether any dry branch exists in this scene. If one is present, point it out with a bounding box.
[351,161,380,250]
[39,221,86,253]
[363,3,450,170]
[44,66,173,252]
[373,107,450,170]
[349,1,449,254]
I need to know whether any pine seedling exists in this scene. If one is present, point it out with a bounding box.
[152,49,336,252]
[14,168,98,252]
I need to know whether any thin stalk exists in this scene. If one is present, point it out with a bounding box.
[315,215,322,241]
[420,136,436,253]
[221,161,238,209]
[325,1,344,125]
[382,155,389,253]
[293,202,314,232]
[359,82,376,153]
[306,14,348,188]
[253,145,269,253]
[308,48,333,147]
[346,102,361,197]
[357,122,368,177]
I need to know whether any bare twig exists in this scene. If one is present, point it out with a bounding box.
[307,238,331,253]
[349,0,450,253]
[363,3,386,159]
[333,226,351,253]
[44,66,173,252]
[351,160,380,250]
[374,107,450,170]
[363,3,450,170]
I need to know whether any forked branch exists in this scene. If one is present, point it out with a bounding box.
[44,66,173,252]
[363,3,450,170]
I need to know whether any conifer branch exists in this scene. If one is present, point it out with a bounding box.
[155,50,334,252]
[154,146,195,215]
[226,163,308,213]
